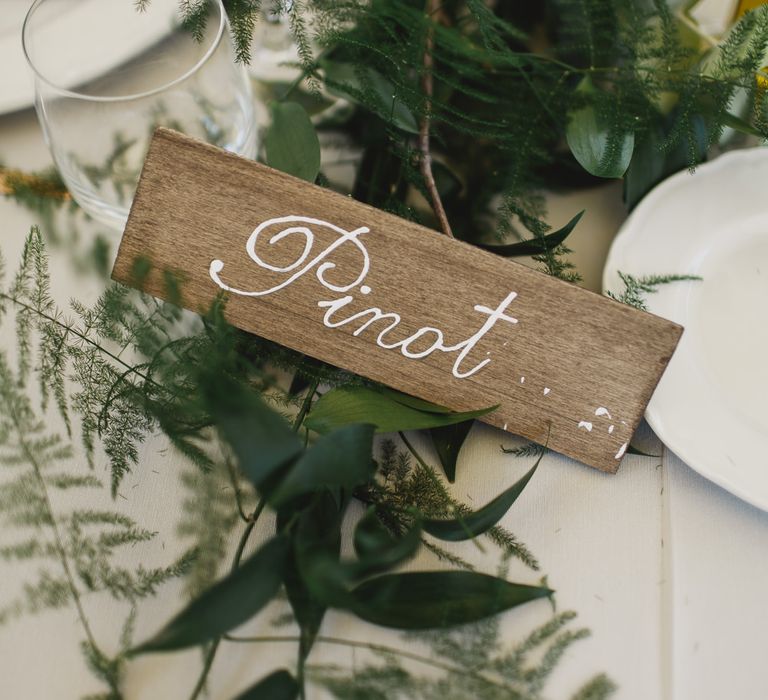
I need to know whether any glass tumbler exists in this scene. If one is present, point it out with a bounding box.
[22,0,257,230]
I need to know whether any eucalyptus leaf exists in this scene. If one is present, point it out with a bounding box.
[323,62,419,134]
[264,101,321,182]
[423,449,543,541]
[270,423,376,506]
[203,374,303,489]
[566,76,634,179]
[476,211,584,258]
[130,536,289,654]
[349,571,552,629]
[233,670,299,700]
[429,420,474,483]
[305,387,496,434]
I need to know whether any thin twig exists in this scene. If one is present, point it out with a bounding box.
[188,498,265,700]
[188,378,316,698]
[222,634,514,692]
[289,376,320,700]
[292,377,321,432]
[0,293,158,389]
[419,0,454,238]
[225,456,250,523]
[8,397,99,654]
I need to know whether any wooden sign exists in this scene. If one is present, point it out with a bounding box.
[112,129,682,473]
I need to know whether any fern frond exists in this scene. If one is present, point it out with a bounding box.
[313,610,605,700]
[368,439,539,570]
[177,460,241,599]
[502,442,547,459]
[606,271,701,310]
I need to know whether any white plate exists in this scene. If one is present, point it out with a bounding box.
[603,148,768,510]
[0,0,176,116]
[0,0,36,113]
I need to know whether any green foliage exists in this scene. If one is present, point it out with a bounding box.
[476,210,584,258]
[305,386,496,434]
[0,220,615,694]
[76,133,139,206]
[571,674,619,700]
[0,351,187,623]
[313,611,616,700]
[566,76,636,178]
[606,271,702,310]
[6,1,749,695]
[269,423,376,506]
[264,101,321,182]
[132,536,289,653]
[177,459,244,599]
[133,390,544,659]
[502,441,548,459]
[349,571,552,630]
[0,164,71,227]
[0,344,189,698]
[423,451,542,542]
[323,62,420,134]
[203,371,304,489]
[1,230,157,493]
[429,419,473,483]
[365,439,540,571]
[234,669,299,700]
[175,1,768,284]
[353,507,422,576]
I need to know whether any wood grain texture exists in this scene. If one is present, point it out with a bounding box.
[112,128,683,473]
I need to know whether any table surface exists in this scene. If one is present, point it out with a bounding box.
[1,86,767,700]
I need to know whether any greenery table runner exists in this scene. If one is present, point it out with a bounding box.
[2,1,767,698]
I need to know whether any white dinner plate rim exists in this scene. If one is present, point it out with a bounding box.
[603,146,768,511]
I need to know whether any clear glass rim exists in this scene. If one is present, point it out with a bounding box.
[22,0,227,103]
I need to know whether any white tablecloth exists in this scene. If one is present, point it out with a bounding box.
[1,94,767,700]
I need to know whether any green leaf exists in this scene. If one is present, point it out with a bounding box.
[270,424,376,506]
[626,444,660,458]
[623,126,665,211]
[264,101,321,182]
[349,571,552,629]
[566,77,634,179]
[379,388,453,414]
[476,211,584,257]
[294,507,421,611]
[291,490,350,610]
[203,374,303,489]
[284,491,343,670]
[354,507,404,559]
[323,62,419,134]
[423,450,543,541]
[429,420,474,483]
[233,670,299,700]
[352,508,421,576]
[131,536,289,654]
[721,112,766,138]
[305,387,496,434]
